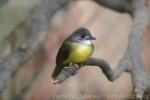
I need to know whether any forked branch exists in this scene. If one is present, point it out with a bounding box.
[54,0,150,99]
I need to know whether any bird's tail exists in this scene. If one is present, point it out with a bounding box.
[51,64,64,79]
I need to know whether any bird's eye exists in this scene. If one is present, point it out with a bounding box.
[80,34,85,39]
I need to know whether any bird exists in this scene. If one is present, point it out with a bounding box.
[51,27,96,84]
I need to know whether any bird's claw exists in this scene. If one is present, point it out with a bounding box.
[51,79,62,84]
[64,63,73,69]
[74,64,80,69]
[64,66,70,69]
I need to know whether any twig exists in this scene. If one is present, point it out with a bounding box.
[0,0,68,93]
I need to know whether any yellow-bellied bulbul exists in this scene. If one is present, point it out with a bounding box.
[51,28,96,82]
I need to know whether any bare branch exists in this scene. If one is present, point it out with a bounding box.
[54,58,114,83]
[115,0,150,99]
[148,76,150,89]
[0,0,9,7]
[94,0,133,14]
[0,0,68,93]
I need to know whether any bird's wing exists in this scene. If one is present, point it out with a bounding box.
[52,43,70,79]
[56,42,70,65]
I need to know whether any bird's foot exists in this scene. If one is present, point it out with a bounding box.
[64,66,70,69]
[64,63,73,69]
[74,63,81,69]
[51,79,62,84]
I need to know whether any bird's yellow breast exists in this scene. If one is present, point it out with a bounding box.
[64,42,94,64]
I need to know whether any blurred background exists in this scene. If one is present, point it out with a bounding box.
[0,0,150,100]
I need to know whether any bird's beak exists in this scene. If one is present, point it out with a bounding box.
[90,36,96,40]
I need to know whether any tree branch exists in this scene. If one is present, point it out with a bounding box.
[53,58,113,83]
[117,0,150,99]
[148,76,150,89]
[53,0,150,99]
[0,0,68,93]
[94,0,133,14]
[0,0,9,8]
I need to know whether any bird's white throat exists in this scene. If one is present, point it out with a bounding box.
[80,40,92,45]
